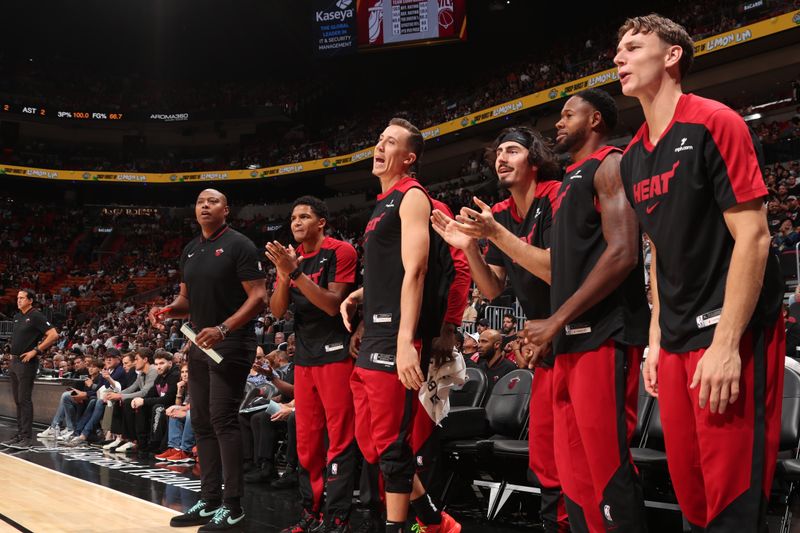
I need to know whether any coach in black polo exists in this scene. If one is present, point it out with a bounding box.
[1,289,58,449]
[150,189,266,532]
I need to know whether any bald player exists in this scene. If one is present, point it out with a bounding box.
[150,189,267,532]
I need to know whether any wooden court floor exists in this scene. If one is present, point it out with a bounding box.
[0,453,198,533]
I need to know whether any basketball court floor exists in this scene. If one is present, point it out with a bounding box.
[0,419,791,532]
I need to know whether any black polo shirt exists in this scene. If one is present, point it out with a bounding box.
[11,309,52,356]
[180,224,266,333]
[468,356,516,390]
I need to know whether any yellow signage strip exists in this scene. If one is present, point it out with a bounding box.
[2,9,797,184]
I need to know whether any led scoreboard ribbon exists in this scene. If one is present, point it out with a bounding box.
[1,9,797,182]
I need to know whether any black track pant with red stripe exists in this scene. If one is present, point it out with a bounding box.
[295,358,358,522]
[659,319,784,531]
[552,341,645,533]
[530,365,570,532]
[411,393,439,489]
[351,366,417,494]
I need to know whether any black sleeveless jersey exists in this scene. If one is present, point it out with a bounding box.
[290,236,357,366]
[485,180,561,320]
[357,176,454,373]
[550,146,649,354]
[621,94,782,352]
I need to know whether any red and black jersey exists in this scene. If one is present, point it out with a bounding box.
[485,180,561,320]
[621,94,783,353]
[551,146,649,354]
[432,198,471,326]
[358,176,455,373]
[289,236,357,366]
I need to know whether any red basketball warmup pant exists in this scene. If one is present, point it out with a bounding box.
[295,358,358,522]
[530,366,570,532]
[351,366,417,494]
[658,319,784,531]
[552,341,645,533]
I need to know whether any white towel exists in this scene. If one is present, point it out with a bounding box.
[418,350,467,426]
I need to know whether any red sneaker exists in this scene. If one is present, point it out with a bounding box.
[414,511,462,533]
[155,447,180,461]
[168,450,196,463]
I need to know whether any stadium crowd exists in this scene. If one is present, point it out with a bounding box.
[0,0,793,173]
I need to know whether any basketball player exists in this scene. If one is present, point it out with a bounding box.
[340,118,461,533]
[265,195,358,533]
[614,15,784,531]
[519,89,649,531]
[150,189,266,531]
[431,126,568,532]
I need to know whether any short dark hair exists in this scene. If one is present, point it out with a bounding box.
[135,347,154,364]
[19,288,35,301]
[154,348,173,362]
[618,14,694,79]
[487,126,560,180]
[503,313,517,324]
[575,89,618,132]
[388,117,424,175]
[291,196,329,222]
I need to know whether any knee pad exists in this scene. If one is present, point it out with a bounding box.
[379,440,415,493]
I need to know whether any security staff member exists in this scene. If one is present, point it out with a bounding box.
[1,289,58,449]
[150,189,266,532]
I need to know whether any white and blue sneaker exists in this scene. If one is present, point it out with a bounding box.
[170,499,222,527]
[198,505,246,531]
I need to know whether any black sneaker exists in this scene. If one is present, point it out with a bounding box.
[271,469,299,489]
[170,499,222,527]
[323,517,352,533]
[198,506,246,532]
[352,511,383,533]
[0,435,21,447]
[244,462,277,484]
[7,438,32,450]
[280,509,324,533]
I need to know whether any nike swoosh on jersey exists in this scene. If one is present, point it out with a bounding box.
[645,202,660,214]
[188,252,195,258]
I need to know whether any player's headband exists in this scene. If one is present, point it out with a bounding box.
[497,131,531,149]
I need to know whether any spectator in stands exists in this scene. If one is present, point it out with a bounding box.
[767,198,785,234]
[501,313,517,336]
[126,349,180,453]
[462,332,479,364]
[155,363,195,463]
[71,355,88,378]
[103,347,158,452]
[254,317,267,346]
[39,357,107,439]
[468,329,516,389]
[786,196,800,224]
[476,318,489,334]
[772,219,800,253]
[66,349,127,445]
[243,349,295,485]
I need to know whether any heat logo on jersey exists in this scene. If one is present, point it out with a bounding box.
[363,212,387,244]
[632,160,680,209]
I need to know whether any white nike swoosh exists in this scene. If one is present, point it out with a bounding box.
[199,509,216,517]
[227,514,245,525]
[188,253,195,258]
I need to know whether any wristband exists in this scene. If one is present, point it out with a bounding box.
[289,267,302,280]
[34,347,42,356]
[216,323,230,338]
